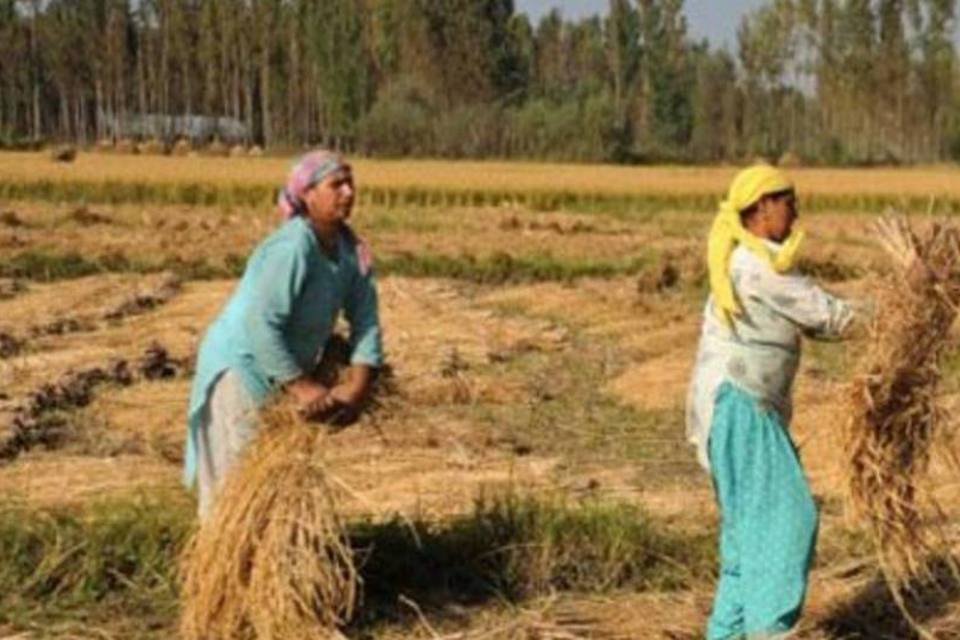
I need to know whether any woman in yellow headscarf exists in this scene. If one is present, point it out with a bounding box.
[686,164,854,639]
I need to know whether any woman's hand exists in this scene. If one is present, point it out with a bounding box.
[288,366,372,423]
[312,381,364,426]
[285,377,331,419]
[318,365,373,424]
[324,382,365,409]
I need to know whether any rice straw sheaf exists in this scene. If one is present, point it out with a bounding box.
[179,404,356,640]
[847,221,960,590]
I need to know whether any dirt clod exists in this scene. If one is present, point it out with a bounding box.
[0,343,182,461]
[0,332,24,358]
[0,279,27,300]
[67,206,113,226]
[49,145,77,162]
[104,273,181,321]
[138,342,184,380]
[0,211,25,227]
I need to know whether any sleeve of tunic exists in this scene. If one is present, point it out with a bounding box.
[742,267,855,339]
[344,266,384,367]
[242,240,309,384]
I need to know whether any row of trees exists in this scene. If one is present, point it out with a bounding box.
[0,0,957,164]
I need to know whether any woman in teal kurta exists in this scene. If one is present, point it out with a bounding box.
[185,150,383,518]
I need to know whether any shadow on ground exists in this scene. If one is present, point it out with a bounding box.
[819,557,960,640]
[343,495,716,635]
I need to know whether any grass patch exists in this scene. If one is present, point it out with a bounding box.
[0,490,713,636]
[0,179,694,213]
[0,179,272,209]
[0,250,241,282]
[0,251,109,281]
[379,251,650,284]
[0,494,193,634]
[7,177,960,216]
[0,249,646,285]
[461,330,700,484]
[352,493,715,630]
[360,208,447,234]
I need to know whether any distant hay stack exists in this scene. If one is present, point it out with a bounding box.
[249,145,264,157]
[846,220,960,585]
[48,144,77,163]
[171,138,192,157]
[137,138,165,155]
[229,144,247,158]
[778,150,802,168]
[115,138,137,154]
[179,404,357,640]
[206,138,228,157]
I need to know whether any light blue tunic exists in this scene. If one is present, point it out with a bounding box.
[183,216,383,485]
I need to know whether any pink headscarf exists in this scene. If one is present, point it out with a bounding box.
[277,150,373,276]
[277,150,346,219]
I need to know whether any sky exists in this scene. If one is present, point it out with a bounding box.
[514,0,769,49]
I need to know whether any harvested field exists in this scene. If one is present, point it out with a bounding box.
[0,156,958,639]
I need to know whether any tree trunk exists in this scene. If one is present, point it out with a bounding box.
[137,30,148,123]
[95,77,104,140]
[30,8,41,139]
[260,37,271,146]
[59,85,69,140]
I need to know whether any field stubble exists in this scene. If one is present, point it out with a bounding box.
[1,160,959,637]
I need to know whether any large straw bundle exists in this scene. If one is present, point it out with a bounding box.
[846,220,960,585]
[179,405,357,640]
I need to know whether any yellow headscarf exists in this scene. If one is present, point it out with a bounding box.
[708,164,804,327]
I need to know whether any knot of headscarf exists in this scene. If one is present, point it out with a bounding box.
[277,150,346,219]
[708,164,804,327]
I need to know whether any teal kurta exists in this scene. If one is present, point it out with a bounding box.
[184,216,383,485]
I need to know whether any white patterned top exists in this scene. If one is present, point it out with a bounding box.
[686,244,855,470]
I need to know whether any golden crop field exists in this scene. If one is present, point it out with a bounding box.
[0,154,958,639]
[4,150,960,199]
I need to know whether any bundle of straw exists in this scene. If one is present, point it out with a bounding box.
[847,220,960,584]
[179,405,357,640]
